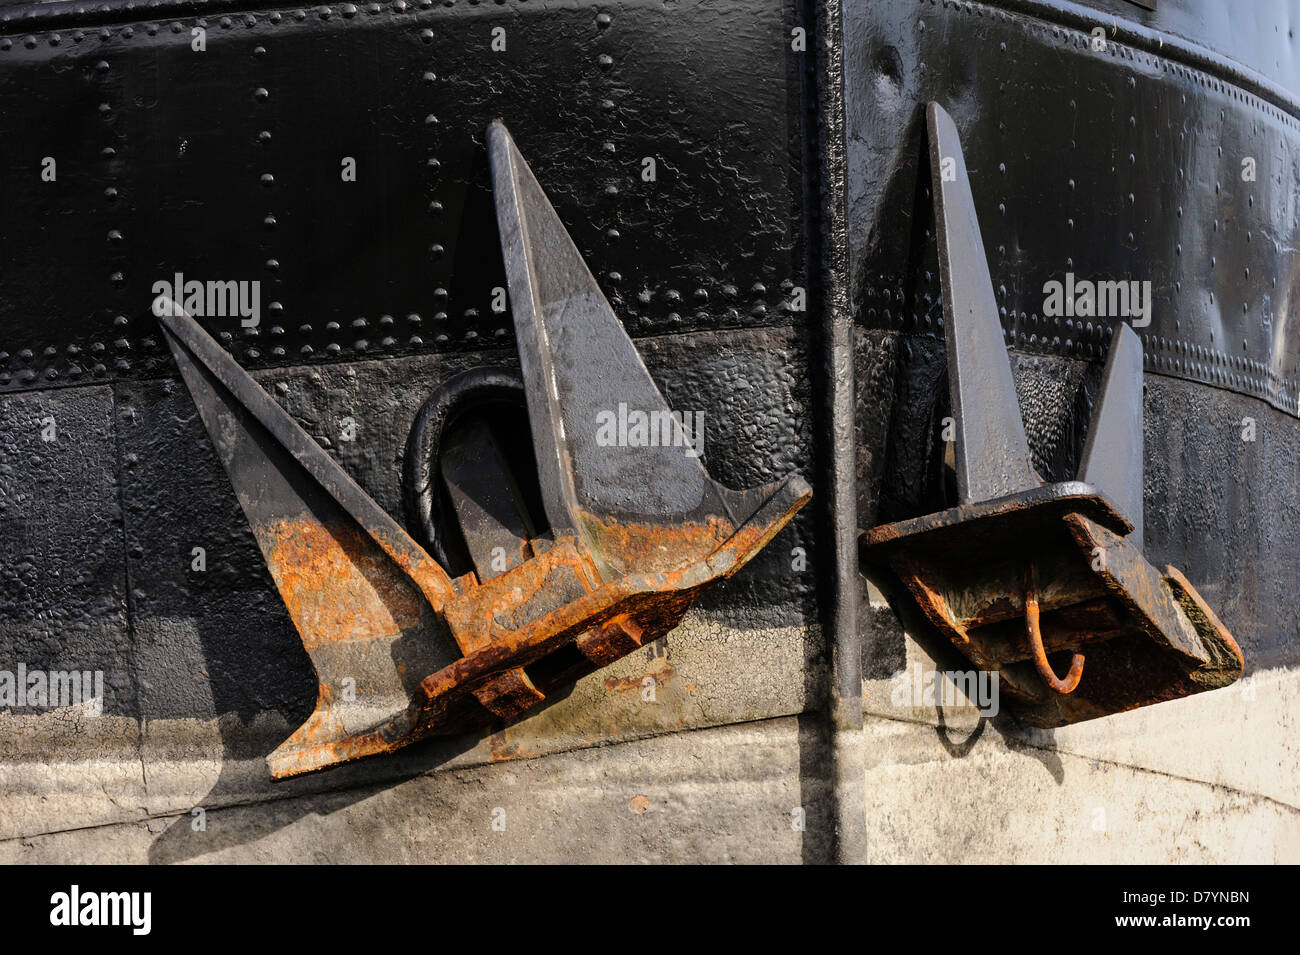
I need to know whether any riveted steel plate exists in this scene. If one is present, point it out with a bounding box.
[846,0,1300,417]
[0,0,807,392]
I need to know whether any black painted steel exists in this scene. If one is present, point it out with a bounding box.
[0,0,806,392]
[928,101,1040,504]
[849,0,1300,675]
[847,0,1300,419]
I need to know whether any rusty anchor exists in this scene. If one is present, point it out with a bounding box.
[859,103,1243,726]
[155,121,811,778]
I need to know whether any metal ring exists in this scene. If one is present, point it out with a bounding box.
[401,366,527,571]
[1024,566,1085,695]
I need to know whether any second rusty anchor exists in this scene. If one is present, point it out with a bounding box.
[860,103,1243,727]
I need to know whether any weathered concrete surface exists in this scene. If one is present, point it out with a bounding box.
[0,716,832,864]
[2,607,1294,862]
[862,605,1300,863]
[0,611,822,851]
[5,653,1294,863]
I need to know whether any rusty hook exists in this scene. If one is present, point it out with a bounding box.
[1024,565,1085,694]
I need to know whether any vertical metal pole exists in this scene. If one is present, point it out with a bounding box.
[812,0,866,864]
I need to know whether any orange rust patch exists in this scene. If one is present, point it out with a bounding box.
[262,520,426,650]
[579,511,735,574]
[628,795,650,814]
[604,659,676,692]
[488,730,521,762]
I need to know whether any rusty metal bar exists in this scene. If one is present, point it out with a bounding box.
[1023,565,1086,694]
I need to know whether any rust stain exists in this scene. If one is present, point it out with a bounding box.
[488,731,521,762]
[263,520,424,650]
[628,794,650,814]
[604,659,676,693]
[580,513,736,575]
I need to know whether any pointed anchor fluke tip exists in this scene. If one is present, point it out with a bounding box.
[487,119,511,153]
[1114,319,1142,350]
[1078,320,1146,547]
[152,295,184,320]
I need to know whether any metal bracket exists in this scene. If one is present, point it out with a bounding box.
[860,103,1242,726]
[155,121,811,778]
